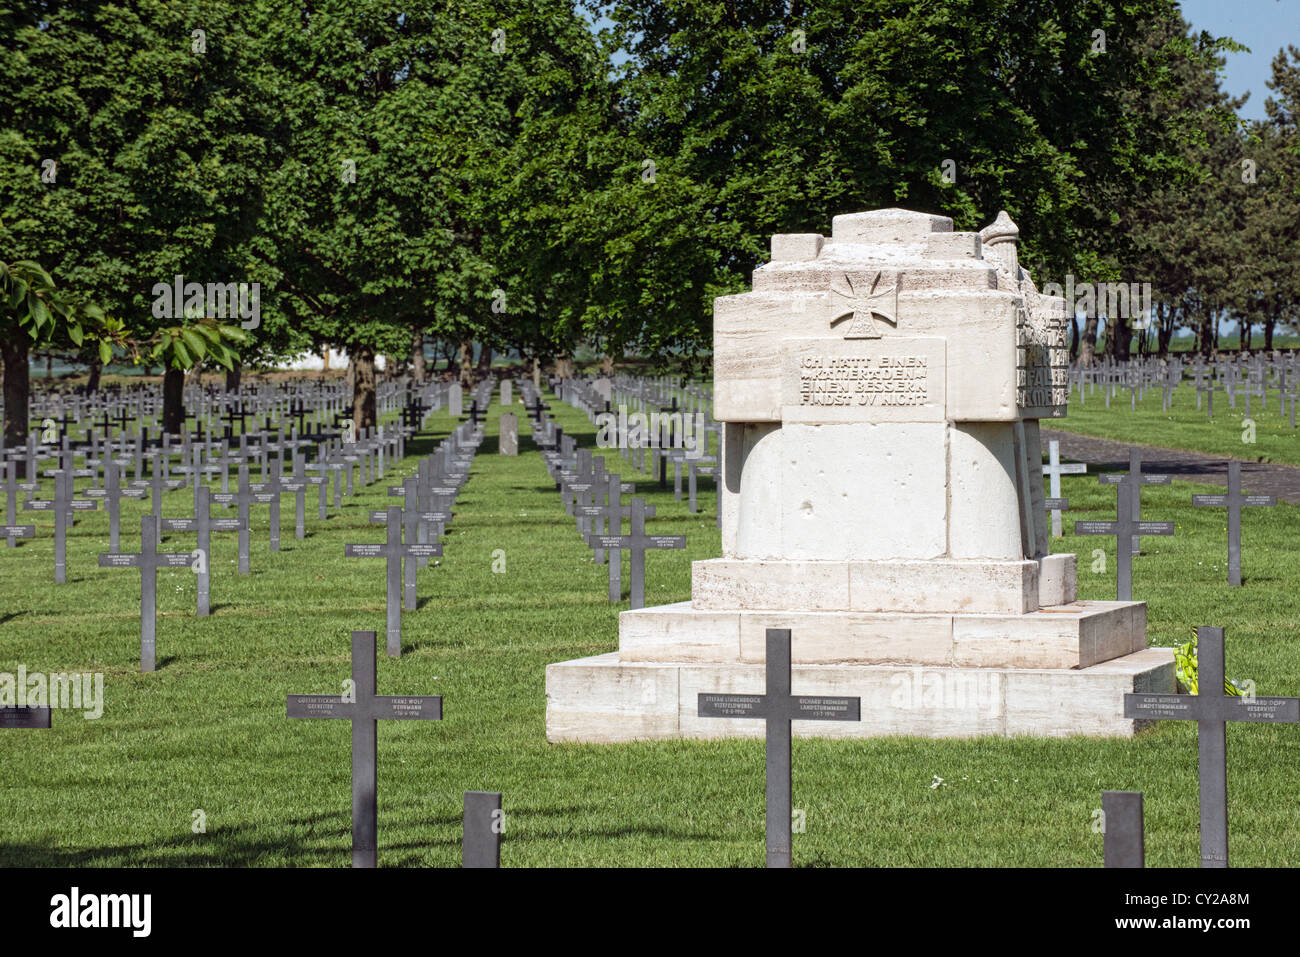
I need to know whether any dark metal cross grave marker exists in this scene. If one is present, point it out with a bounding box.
[1098,449,1169,555]
[697,628,861,867]
[83,458,147,552]
[586,497,682,609]
[98,515,195,672]
[1074,482,1174,600]
[210,465,274,573]
[3,459,38,548]
[23,469,97,583]
[1191,461,1276,586]
[1124,626,1300,867]
[160,486,244,616]
[286,630,443,868]
[345,506,441,657]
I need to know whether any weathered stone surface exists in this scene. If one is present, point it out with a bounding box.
[544,646,1175,743]
[1038,553,1077,607]
[948,423,1023,561]
[771,233,824,262]
[692,559,850,610]
[847,560,1038,615]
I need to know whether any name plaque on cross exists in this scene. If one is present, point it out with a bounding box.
[286,631,443,867]
[697,628,861,868]
[1123,626,1300,867]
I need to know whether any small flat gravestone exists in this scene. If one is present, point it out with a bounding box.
[286,630,443,868]
[1191,460,1277,586]
[697,628,861,867]
[1101,790,1144,868]
[1124,626,1300,867]
[463,791,503,868]
[498,413,518,456]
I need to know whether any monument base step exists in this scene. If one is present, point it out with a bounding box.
[617,599,1146,670]
[544,647,1175,743]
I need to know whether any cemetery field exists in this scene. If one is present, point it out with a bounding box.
[3,398,1300,867]
[1054,386,1300,465]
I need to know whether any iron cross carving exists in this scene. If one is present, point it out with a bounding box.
[829,271,900,339]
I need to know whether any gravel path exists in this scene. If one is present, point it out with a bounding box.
[1041,429,1300,505]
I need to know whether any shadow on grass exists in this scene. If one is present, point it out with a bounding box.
[0,810,352,867]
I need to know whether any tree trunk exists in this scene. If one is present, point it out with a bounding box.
[226,360,242,394]
[531,356,541,389]
[458,338,475,387]
[412,328,426,383]
[321,348,331,372]
[87,356,102,393]
[555,353,573,378]
[476,343,492,379]
[351,345,378,431]
[1157,302,1174,357]
[1265,311,1276,351]
[1112,314,1132,362]
[1069,318,1079,361]
[162,366,186,436]
[2,337,31,467]
[1078,317,1099,366]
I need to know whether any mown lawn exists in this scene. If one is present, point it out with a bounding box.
[2,394,1298,867]
[1055,380,1300,465]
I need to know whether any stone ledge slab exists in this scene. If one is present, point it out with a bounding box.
[544,648,1175,743]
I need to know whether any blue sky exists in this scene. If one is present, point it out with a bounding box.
[1179,0,1298,120]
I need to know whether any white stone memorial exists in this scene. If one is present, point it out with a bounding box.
[546,208,1174,742]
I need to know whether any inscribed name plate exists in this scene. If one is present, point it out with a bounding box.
[781,337,945,423]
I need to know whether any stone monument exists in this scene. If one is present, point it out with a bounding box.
[546,208,1173,742]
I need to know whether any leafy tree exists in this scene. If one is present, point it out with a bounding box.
[0,257,104,452]
[0,0,270,431]
[584,0,1237,367]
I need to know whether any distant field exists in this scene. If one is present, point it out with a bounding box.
[1052,381,1300,466]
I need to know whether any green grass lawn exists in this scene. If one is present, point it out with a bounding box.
[2,397,1299,867]
[1054,381,1300,465]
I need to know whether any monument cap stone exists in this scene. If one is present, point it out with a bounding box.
[830,208,952,244]
[771,233,824,262]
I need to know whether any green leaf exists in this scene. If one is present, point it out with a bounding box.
[68,322,84,347]
[28,293,50,328]
[99,341,113,365]
[180,328,207,359]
